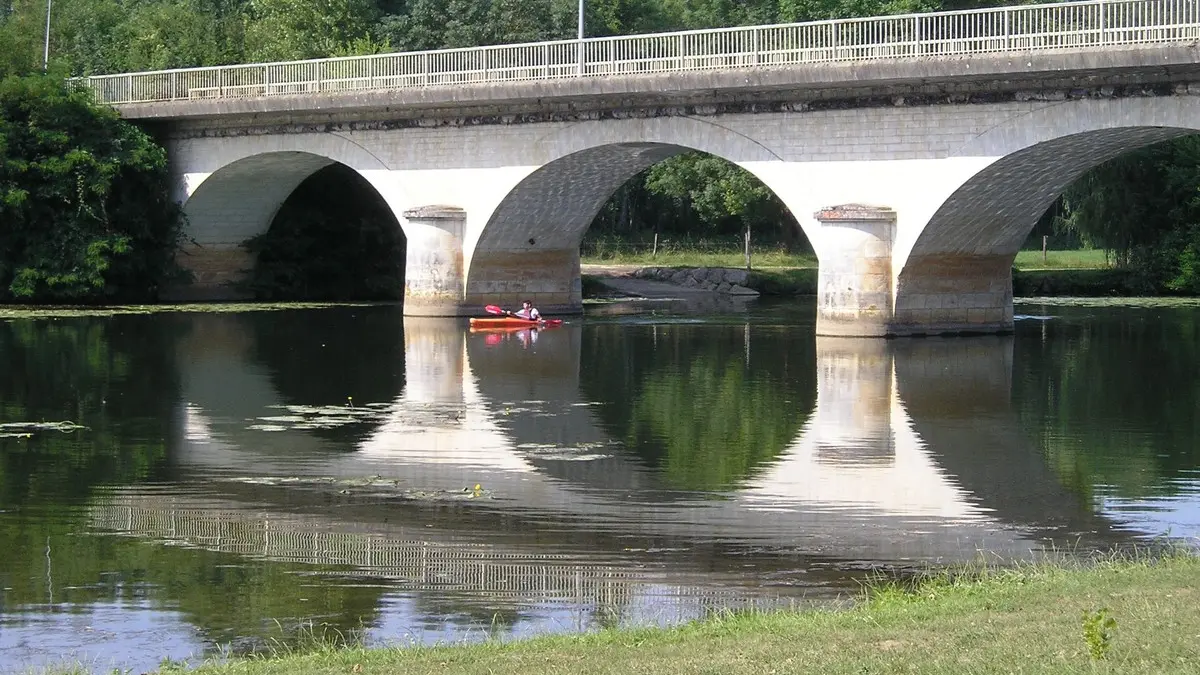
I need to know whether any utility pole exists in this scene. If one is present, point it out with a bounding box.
[577,0,585,75]
[43,0,52,71]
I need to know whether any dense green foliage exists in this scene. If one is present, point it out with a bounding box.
[1052,137,1200,294]
[0,74,183,302]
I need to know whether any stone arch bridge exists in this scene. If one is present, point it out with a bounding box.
[96,1,1200,335]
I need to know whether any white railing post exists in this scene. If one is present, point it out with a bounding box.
[422,52,430,86]
[1098,0,1107,44]
[751,27,760,66]
[1004,6,1012,51]
[263,64,270,96]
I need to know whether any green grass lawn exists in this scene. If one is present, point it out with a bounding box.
[582,249,818,269]
[1013,249,1113,270]
[73,553,1199,675]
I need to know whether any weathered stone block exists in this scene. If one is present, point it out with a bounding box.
[464,247,582,316]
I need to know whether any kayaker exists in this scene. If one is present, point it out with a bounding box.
[512,300,541,321]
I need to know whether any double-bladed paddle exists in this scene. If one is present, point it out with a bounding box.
[480,305,563,326]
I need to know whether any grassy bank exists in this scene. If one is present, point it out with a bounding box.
[106,553,1198,675]
[580,249,1107,272]
[582,249,1193,298]
[582,249,818,269]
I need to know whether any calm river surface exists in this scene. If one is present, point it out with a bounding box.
[1,297,1198,673]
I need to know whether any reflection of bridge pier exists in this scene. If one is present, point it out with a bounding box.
[809,338,895,467]
[400,317,467,420]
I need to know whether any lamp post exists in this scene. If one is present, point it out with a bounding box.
[576,0,585,74]
[42,0,52,71]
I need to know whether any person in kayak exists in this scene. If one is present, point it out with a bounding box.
[512,300,541,321]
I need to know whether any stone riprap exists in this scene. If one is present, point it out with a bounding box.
[631,267,761,296]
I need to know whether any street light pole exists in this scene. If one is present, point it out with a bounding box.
[577,0,585,75]
[43,0,52,71]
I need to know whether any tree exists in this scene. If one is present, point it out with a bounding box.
[0,0,46,76]
[641,152,802,247]
[243,0,379,61]
[0,74,183,302]
[1054,136,1200,292]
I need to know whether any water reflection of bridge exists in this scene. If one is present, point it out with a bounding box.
[113,312,1118,573]
[90,495,696,613]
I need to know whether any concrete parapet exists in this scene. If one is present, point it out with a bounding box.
[402,205,468,316]
[165,243,255,301]
[465,248,583,316]
[814,204,896,337]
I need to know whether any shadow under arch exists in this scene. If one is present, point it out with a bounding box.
[182,151,341,248]
[176,149,409,299]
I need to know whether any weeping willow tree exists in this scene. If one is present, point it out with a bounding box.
[1053,136,1200,293]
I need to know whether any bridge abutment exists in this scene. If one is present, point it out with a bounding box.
[168,244,255,301]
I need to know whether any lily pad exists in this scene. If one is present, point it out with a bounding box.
[0,301,390,321]
[223,475,495,501]
[0,421,87,435]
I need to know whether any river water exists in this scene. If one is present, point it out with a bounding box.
[0,297,1197,673]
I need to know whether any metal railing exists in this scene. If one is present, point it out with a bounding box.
[84,0,1200,106]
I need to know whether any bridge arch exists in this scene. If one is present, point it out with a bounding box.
[463,116,792,313]
[172,135,411,299]
[892,96,1200,334]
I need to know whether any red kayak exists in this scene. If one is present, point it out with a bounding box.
[469,317,563,329]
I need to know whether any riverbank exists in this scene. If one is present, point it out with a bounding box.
[118,553,1198,674]
[582,264,1191,298]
